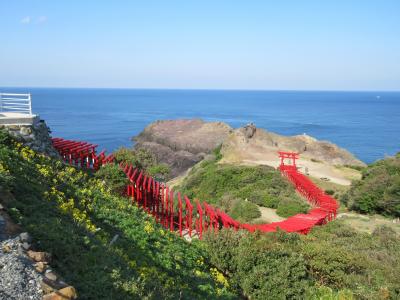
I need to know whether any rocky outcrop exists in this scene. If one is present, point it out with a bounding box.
[222,125,366,167]
[134,119,365,180]
[1,120,59,158]
[133,119,233,178]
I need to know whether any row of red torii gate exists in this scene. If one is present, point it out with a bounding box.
[51,138,339,238]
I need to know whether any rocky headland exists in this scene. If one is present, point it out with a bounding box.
[133,119,365,185]
[133,119,232,178]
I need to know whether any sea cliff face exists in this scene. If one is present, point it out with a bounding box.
[133,119,365,179]
[133,119,232,178]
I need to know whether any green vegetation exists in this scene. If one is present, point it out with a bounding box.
[95,163,129,194]
[0,130,235,299]
[114,147,170,180]
[342,153,400,217]
[177,149,308,221]
[204,222,400,299]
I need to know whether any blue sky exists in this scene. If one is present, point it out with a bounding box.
[1,1,399,90]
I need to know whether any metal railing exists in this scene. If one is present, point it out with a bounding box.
[0,93,32,115]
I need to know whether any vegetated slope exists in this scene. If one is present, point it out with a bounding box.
[204,222,400,299]
[0,130,235,299]
[342,153,400,217]
[176,148,309,222]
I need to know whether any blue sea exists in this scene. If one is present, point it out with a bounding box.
[1,88,399,164]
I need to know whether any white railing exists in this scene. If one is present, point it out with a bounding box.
[0,93,32,115]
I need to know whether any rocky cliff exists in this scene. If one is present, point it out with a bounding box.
[133,119,232,178]
[1,120,59,158]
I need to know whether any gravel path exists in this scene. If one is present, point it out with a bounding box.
[0,234,43,300]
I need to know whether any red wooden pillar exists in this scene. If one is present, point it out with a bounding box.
[196,200,203,239]
[147,177,153,214]
[164,186,169,228]
[184,196,193,238]
[155,182,160,221]
[170,190,174,232]
[160,184,165,224]
[135,171,143,206]
[178,193,183,237]
[142,176,148,210]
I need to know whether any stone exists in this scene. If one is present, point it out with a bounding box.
[42,286,77,300]
[19,232,32,243]
[42,277,68,290]
[45,270,58,281]
[58,286,77,299]
[2,244,11,253]
[20,126,33,135]
[0,203,4,210]
[22,242,31,250]
[27,250,51,262]
[35,261,47,273]
[244,123,257,139]
[40,280,55,294]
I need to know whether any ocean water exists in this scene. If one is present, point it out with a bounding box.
[1,87,399,163]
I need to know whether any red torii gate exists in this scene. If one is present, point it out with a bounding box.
[278,151,299,171]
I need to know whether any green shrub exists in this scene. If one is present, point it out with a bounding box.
[147,163,170,181]
[325,189,335,195]
[276,198,309,218]
[229,200,261,222]
[264,195,280,209]
[342,154,400,217]
[114,147,170,180]
[95,164,129,194]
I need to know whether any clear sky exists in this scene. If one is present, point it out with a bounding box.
[1,1,399,90]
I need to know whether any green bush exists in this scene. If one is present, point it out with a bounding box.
[229,200,261,222]
[325,189,335,195]
[276,198,309,218]
[114,147,170,180]
[342,153,400,217]
[204,221,400,299]
[94,163,129,194]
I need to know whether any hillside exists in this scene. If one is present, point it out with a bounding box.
[0,130,234,299]
[175,148,309,222]
[1,128,400,299]
[342,153,400,217]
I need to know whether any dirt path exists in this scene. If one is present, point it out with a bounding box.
[253,206,284,223]
[231,156,359,186]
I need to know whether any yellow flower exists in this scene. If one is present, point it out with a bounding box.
[144,221,154,234]
[210,267,229,287]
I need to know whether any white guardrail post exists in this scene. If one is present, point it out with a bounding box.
[0,93,32,115]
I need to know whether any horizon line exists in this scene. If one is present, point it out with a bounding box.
[1,85,400,93]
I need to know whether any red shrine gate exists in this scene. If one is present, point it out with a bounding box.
[278,151,299,170]
[51,138,339,237]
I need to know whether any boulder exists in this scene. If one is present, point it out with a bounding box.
[42,286,77,300]
[27,250,51,262]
